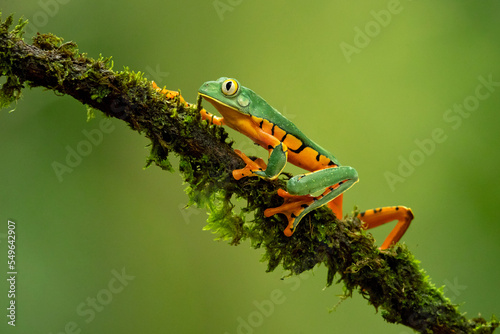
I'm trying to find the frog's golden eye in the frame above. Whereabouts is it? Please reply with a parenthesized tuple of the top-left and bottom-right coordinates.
(221, 79, 239, 96)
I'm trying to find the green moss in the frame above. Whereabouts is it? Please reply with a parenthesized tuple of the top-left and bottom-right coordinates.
(0, 14, 25, 109)
(86, 105, 97, 121)
(145, 141, 174, 173)
(32, 32, 64, 50)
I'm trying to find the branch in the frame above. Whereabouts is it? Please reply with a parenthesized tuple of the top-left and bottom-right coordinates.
(0, 14, 497, 333)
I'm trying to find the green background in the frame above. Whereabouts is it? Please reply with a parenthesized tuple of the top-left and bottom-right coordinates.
(1, 1, 499, 333)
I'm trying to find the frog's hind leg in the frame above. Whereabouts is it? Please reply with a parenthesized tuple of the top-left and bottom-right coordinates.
(265, 166, 358, 236)
(358, 206, 414, 250)
(153, 81, 222, 125)
(327, 193, 343, 219)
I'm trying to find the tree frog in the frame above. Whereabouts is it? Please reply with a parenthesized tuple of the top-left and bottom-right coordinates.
(153, 78, 414, 249)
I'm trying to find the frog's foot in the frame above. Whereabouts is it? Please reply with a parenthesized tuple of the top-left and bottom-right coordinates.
(152, 81, 188, 105)
(264, 189, 316, 236)
(232, 149, 267, 180)
(200, 108, 224, 126)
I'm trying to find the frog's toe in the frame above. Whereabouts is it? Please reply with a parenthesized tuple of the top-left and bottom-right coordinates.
(283, 224, 295, 237)
(264, 206, 298, 236)
(232, 150, 267, 180)
(232, 167, 256, 180)
(264, 189, 317, 236)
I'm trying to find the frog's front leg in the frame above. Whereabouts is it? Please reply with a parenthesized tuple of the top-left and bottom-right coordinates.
(152, 81, 186, 103)
(264, 166, 359, 236)
(152, 82, 225, 126)
(200, 109, 225, 126)
(233, 141, 288, 180)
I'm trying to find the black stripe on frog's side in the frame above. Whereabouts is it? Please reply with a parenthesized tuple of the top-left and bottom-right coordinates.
(271, 123, 276, 136)
(288, 142, 306, 154)
(285, 135, 338, 166)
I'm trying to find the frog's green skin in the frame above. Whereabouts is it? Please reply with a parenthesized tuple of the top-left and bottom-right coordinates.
(195, 77, 413, 249)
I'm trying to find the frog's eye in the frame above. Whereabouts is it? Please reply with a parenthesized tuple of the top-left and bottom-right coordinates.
(221, 79, 239, 96)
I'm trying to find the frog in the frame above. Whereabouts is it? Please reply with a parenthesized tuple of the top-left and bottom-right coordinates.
(153, 78, 414, 249)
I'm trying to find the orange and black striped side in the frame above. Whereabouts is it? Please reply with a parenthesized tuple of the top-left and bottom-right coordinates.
(250, 115, 338, 172)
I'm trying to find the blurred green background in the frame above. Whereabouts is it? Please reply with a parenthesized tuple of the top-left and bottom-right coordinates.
(1, 1, 499, 333)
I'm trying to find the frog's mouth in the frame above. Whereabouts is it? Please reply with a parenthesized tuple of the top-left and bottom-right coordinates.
(198, 93, 255, 137)
(198, 93, 239, 114)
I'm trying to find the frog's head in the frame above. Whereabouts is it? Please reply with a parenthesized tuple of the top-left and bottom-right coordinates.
(198, 77, 253, 115)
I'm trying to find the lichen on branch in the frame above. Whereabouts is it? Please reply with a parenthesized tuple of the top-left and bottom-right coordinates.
(0, 13, 497, 334)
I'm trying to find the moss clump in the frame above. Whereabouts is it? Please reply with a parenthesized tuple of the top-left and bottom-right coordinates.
(0, 15, 26, 109)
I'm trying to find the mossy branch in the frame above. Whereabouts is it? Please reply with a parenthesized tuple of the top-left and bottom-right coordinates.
(0, 14, 497, 333)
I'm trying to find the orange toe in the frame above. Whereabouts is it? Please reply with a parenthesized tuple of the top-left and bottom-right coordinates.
(232, 168, 255, 180)
(284, 225, 294, 237)
(232, 150, 267, 180)
(265, 189, 317, 237)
